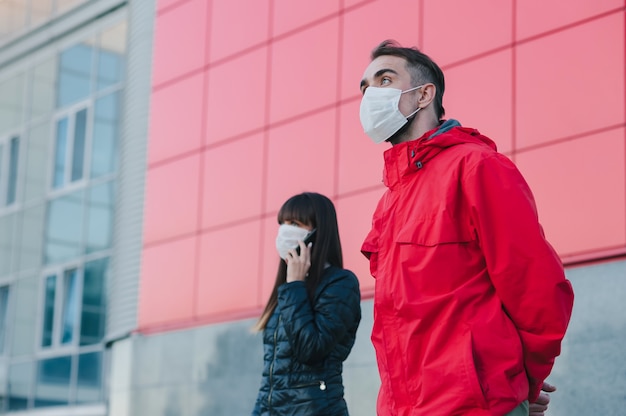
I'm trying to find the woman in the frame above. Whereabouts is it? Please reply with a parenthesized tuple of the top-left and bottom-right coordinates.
(252, 192, 362, 416)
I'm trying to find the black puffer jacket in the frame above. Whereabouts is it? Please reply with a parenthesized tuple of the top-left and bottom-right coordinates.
(252, 266, 361, 416)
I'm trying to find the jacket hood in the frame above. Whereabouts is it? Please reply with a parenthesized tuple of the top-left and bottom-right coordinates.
(382, 119, 497, 189)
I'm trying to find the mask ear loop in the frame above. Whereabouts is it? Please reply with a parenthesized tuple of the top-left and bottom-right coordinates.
(405, 107, 421, 119)
(401, 84, 425, 120)
(401, 84, 424, 94)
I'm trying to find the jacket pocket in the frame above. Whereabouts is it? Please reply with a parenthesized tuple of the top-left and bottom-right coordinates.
(291, 380, 327, 391)
(464, 329, 490, 408)
(414, 324, 488, 409)
(392, 213, 478, 297)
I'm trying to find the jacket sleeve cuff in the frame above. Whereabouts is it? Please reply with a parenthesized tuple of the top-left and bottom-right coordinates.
(528, 377, 542, 402)
(277, 281, 308, 305)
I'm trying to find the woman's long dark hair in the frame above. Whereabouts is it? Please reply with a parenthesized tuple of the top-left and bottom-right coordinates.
(255, 192, 343, 331)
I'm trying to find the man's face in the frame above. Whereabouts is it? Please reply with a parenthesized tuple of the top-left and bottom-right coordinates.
(360, 55, 417, 118)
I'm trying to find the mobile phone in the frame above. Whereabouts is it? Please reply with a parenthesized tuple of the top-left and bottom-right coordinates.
(295, 229, 316, 255)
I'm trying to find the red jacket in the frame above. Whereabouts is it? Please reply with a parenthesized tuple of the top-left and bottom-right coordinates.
(361, 121, 574, 415)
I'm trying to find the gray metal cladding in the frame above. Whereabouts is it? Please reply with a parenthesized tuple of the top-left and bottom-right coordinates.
(106, 0, 155, 342)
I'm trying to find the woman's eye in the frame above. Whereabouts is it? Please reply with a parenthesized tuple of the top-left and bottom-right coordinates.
(381, 78, 391, 85)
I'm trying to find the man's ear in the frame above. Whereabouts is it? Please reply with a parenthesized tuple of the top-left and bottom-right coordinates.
(417, 83, 436, 109)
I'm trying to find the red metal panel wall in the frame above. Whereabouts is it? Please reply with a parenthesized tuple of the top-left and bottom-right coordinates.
(138, 0, 626, 331)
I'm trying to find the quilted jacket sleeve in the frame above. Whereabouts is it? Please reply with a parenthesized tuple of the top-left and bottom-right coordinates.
(464, 153, 574, 402)
(277, 270, 361, 365)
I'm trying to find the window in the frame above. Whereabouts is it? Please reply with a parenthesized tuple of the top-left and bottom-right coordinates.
(41, 275, 56, 348)
(31, 57, 57, 119)
(0, 71, 26, 133)
(6, 352, 104, 410)
(96, 22, 126, 91)
(40, 258, 107, 349)
(79, 258, 107, 345)
(45, 189, 84, 264)
(7, 361, 34, 410)
(51, 94, 120, 190)
(57, 43, 93, 109)
(10, 276, 39, 356)
(49, 28, 124, 191)
(52, 108, 89, 189)
(40, 269, 77, 349)
(91, 92, 119, 178)
(35, 355, 71, 407)
(0, 135, 20, 207)
(85, 182, 115, 254)
(76, 351, 103, 403)
(0, 0, 88, 47)
(0, 285, 10, 354)
(34, 259, 108, 408)
(60, 269, 78, 345)
(44, 184, 115, 265)
(32, 351, 104, 408)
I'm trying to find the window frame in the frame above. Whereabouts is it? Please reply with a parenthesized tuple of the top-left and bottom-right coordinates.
(0, 282, 12, 356)
(48, 99, 93, 195)
(37, 262, 84, 355)
(33, 257, 109, 410)
(36, 253, 110, 356)
(0, 131, 23, 211)
(0, 0, 91, 49)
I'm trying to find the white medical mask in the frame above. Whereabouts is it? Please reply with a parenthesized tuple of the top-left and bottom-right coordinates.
(275, 224, 310, 260)
(359, 85, 423, 144)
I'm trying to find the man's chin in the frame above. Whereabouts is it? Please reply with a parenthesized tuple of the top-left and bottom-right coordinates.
(386, 117, 416, 145)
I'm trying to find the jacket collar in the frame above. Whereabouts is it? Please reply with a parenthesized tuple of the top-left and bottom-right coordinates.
(382, 119, 496, 189)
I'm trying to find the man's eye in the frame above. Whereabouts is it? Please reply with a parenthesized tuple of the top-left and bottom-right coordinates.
(381, 77, 391, 85)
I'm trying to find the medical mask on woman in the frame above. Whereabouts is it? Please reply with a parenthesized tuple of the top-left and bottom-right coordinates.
(359, 85, 423, 144)
(275, 224, 310, 259)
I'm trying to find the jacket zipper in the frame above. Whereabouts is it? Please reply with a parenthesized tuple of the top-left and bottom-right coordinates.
(292, 380, 327, 390)
(268, 315, 280, 411)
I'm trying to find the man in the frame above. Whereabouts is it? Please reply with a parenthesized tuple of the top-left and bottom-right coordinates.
(359, 40, 574, 415)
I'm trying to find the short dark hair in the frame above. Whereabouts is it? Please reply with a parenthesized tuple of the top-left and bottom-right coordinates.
(371, 40, 446, 119)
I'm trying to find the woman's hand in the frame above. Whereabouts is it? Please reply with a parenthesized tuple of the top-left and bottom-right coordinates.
(285, 241, 312, 283)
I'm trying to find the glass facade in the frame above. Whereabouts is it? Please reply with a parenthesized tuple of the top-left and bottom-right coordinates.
(41, 275, 56, 348)
(39, 262, 108, 349)
(0, 135, 20, 207)
(7, 361, 34, 410)
(34, 355, 72, 407)
(80, 259, 108, 346)
(0, 285, 8, 354)
(0, 0, 88, 47)
(45, 190, 85, 263)
(0, 10, 126, 412)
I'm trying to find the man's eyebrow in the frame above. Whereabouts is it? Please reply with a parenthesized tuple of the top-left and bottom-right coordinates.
(374, 68, 398, 78)
(360, 68, 399, 89)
